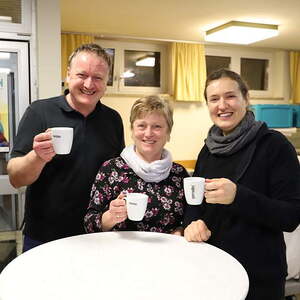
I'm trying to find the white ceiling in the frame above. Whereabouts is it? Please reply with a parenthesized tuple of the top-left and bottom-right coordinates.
(61, 0, 300, 50)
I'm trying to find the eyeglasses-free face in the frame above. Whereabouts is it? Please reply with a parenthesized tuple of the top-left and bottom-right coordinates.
(132, 112, 170, 163)
(206, 77, 249, 135)
(66, 52, 109, 116)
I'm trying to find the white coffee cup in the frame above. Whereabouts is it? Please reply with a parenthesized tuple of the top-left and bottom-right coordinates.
(184, 177, 205, 205)
(126, 193, 148, 221)
(51, 127, 73, 155)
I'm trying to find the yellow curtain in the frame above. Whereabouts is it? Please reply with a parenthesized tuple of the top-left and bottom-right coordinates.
(61, 33, 95, 81)
(171, 42, 206, 102)
(290, 51, 300, 104)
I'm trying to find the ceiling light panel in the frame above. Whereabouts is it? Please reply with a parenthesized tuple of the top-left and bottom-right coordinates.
(205, 21, 278, 45)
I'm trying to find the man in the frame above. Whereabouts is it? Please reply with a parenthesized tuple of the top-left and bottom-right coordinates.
(7, 43, 125, 251)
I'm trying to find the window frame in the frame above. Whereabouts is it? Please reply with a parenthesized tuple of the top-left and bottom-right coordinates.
(97, 39, 167, 95)
(0, 0, 32, 35)
(205, 46, 274, 98)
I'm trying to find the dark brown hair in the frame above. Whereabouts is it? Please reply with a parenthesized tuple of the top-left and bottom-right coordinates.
(204, 68, 249, 101)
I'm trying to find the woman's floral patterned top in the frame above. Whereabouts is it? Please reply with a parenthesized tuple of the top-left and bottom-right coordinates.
(84, 157, 189, 234)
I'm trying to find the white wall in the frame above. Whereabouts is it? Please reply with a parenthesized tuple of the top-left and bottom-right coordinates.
(36, 0, 61, 99)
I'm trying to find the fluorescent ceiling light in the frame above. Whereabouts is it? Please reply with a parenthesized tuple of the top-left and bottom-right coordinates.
(205, 21, 279, 45)
(136, 56, 155, 67)
(120, 70, 135, 78)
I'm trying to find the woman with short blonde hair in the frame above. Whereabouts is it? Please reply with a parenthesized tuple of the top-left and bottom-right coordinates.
(85, 95, 188, 234)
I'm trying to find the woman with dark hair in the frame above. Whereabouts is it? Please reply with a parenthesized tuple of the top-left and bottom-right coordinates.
(184, 69, 300, 300)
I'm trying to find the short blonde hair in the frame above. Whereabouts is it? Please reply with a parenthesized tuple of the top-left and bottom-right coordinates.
(130, 95, 173, 133)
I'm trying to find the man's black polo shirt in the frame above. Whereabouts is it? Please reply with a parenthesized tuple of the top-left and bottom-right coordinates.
(11, 95, 125, 242)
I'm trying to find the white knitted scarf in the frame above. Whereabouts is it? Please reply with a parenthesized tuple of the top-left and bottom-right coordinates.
(120, 144, 172, 183)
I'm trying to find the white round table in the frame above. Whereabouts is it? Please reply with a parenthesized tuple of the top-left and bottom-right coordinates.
(0, 232, 249, 300)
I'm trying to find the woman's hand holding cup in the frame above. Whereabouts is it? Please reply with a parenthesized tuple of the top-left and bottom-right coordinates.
(204, 178, 237, 205)
(108, 193, 127, 224)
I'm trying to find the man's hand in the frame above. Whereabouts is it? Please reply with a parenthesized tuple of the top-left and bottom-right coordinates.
(33, 130, 56, 162)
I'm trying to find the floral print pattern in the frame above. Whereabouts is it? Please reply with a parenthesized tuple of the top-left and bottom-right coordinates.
(84, 157, 189, 234)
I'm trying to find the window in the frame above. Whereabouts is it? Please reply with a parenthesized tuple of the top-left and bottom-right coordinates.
(0, 0, 32, 34)
(241, 58, 268, 91)
(98, 39, 166, 94)
(124, 50, 160, 87)
(105, 48, 115, 87)
(205, 46, 274, 98)
(0, 0, 21, 23)
(206, 55, 231, 76)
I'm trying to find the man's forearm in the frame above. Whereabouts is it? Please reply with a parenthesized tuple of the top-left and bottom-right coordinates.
(7, 150, 47, 188)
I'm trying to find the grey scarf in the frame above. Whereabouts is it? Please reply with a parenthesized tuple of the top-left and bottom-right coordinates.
(205, 111, 263, 156)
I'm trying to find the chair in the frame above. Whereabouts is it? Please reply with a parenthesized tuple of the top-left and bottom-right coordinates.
(0, 175, 25, 256)
(285, 279, 300, 298)
(174, 160, 196, 176)
(284, 225, 300, 299)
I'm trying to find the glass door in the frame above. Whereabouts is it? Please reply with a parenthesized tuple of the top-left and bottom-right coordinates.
(0, 40, 30, 233)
